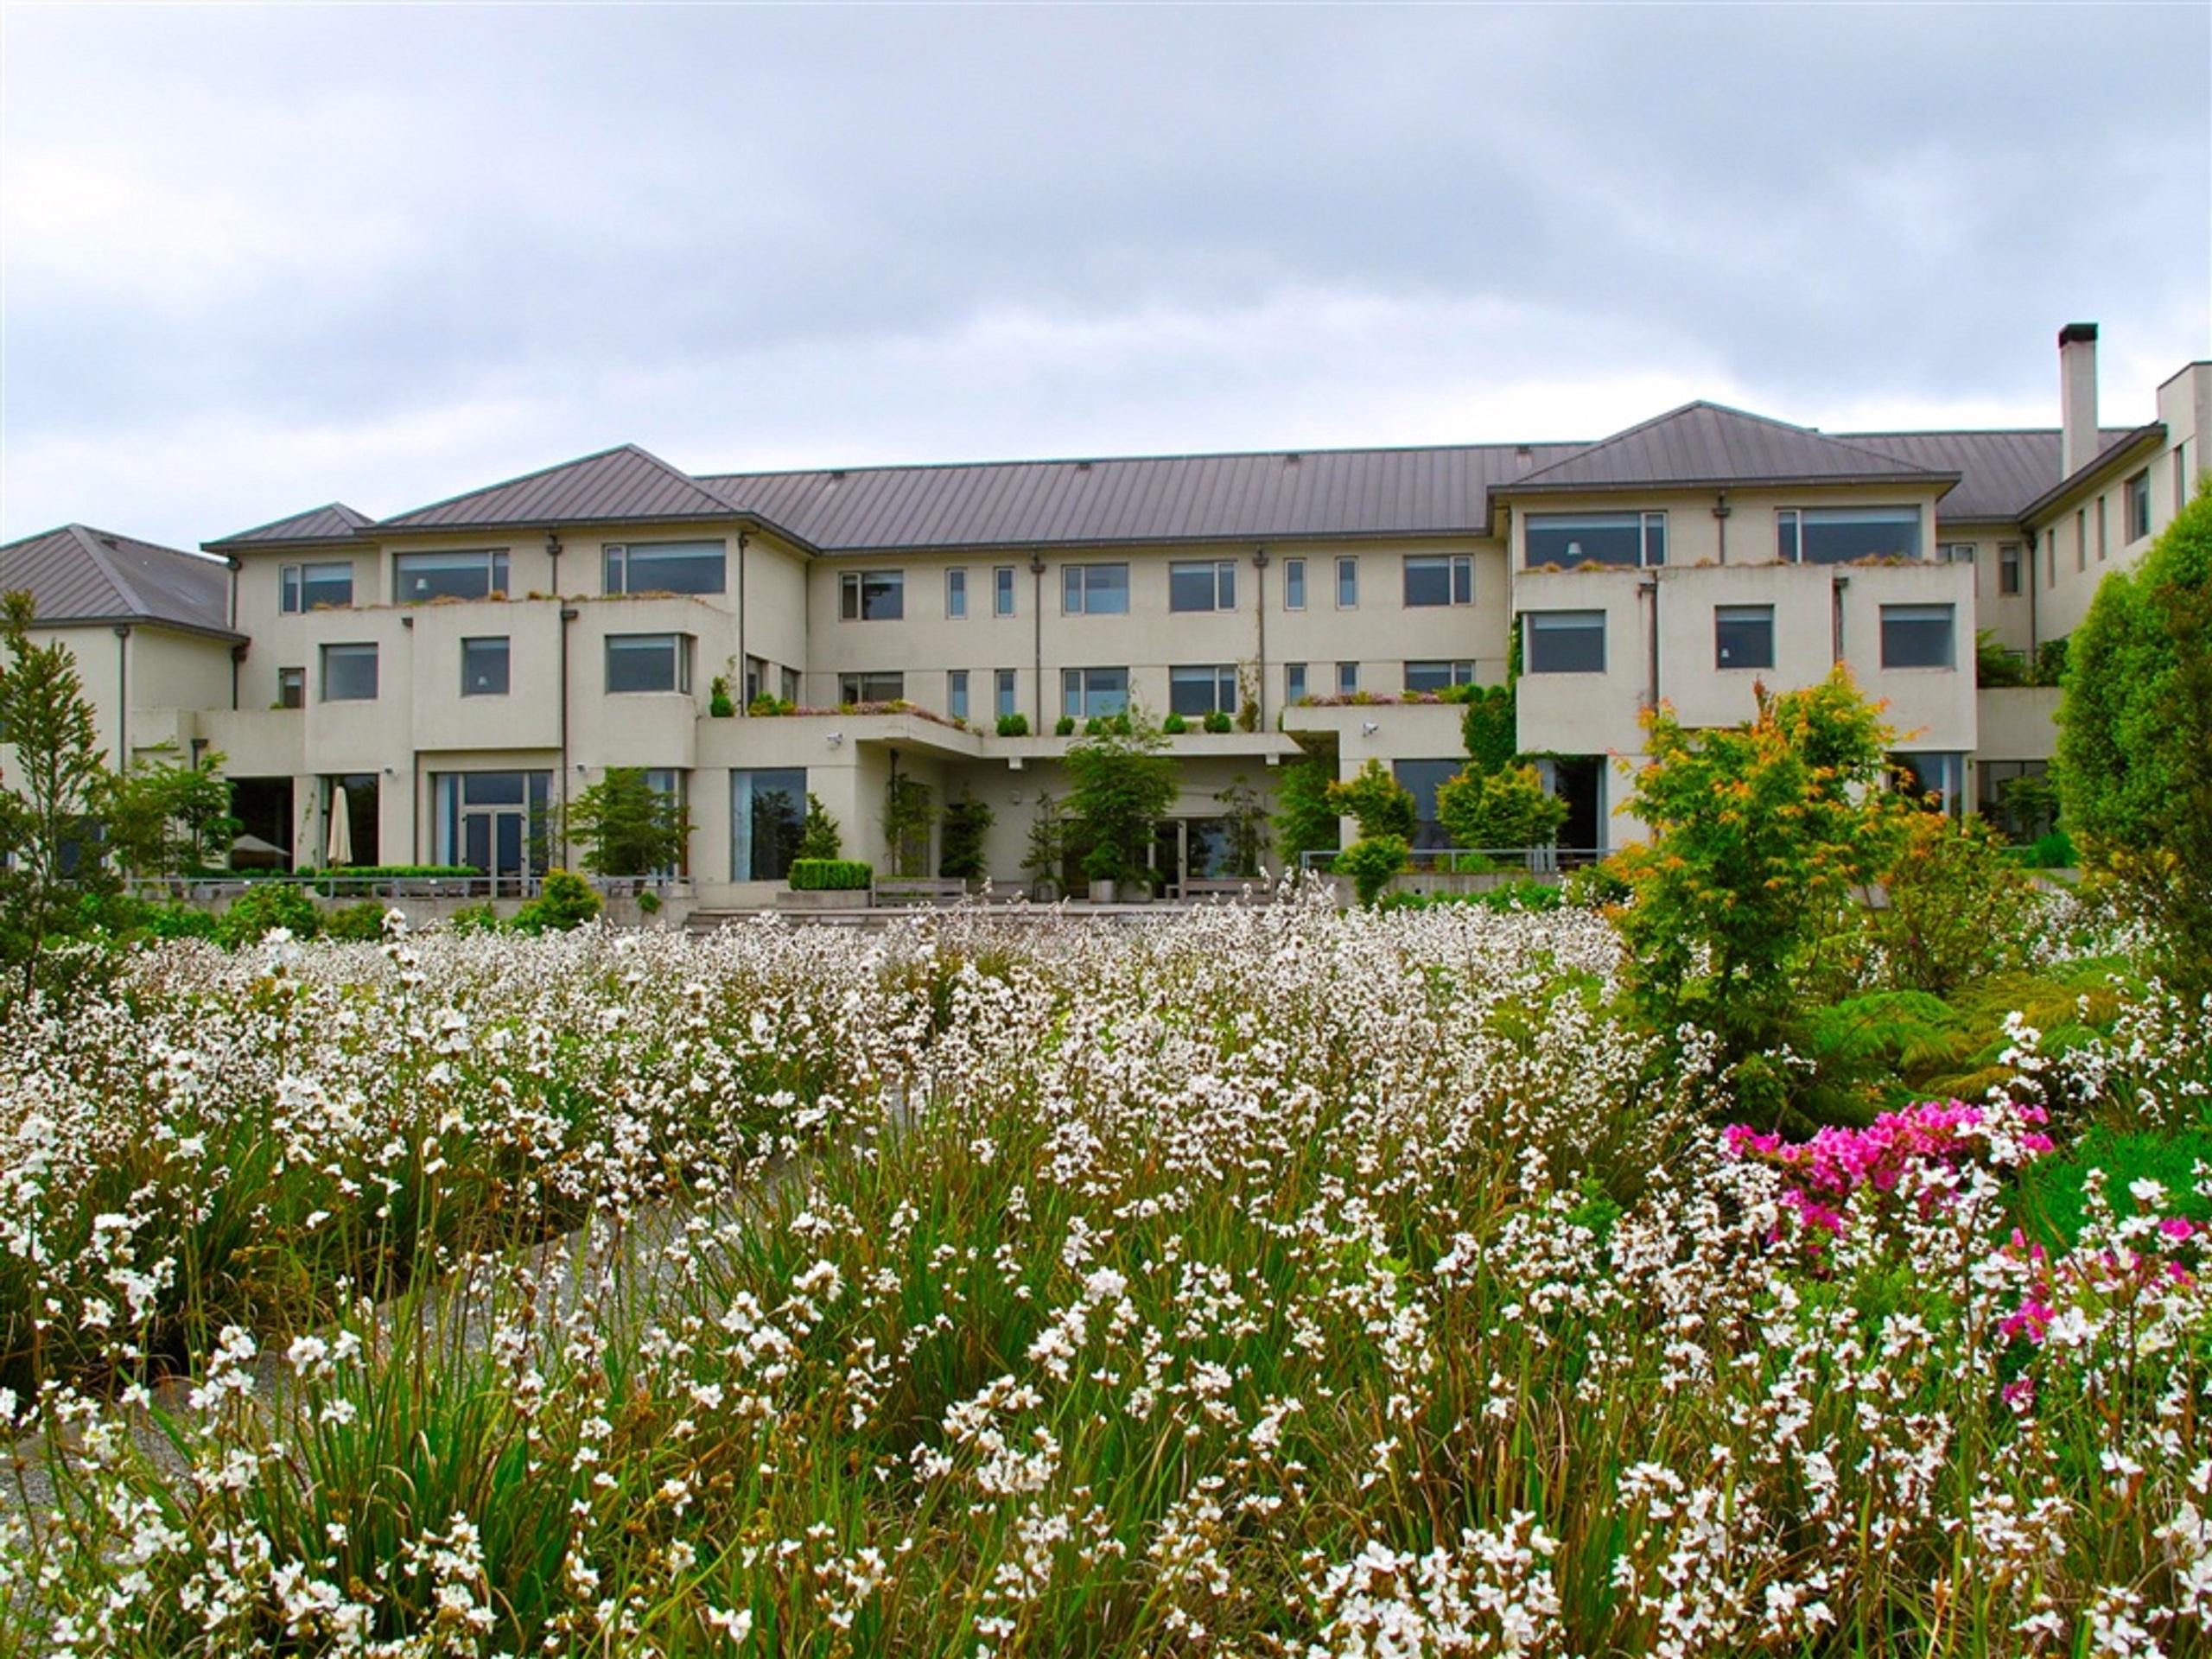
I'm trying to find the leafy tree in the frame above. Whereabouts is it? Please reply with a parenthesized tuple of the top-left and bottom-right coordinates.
(0, 592, 115, 993)
(1334, 836, 1410, 906)
(1872, 811, 2040, 996)
(103, 743, 237, 876)
(883, 774, 935, 878)
(1325, 758, 1416, 842)
(795, 793, 843, 861)
(939, 793, 995, 880)
(564, 768, 691, 877)
(2055, 484, 2212, 991)
(1021, 791, 1069, 893)
(1435, 762, 1567, 854)
(1615, 667, 1904, 1118)
(1271, 755, 1340, 871)
(1214, 777, 1271, 877)
(1065, 709, 1176, 887)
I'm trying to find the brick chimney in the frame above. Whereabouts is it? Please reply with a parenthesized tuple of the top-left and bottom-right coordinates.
(2060, 321, 2099, 478)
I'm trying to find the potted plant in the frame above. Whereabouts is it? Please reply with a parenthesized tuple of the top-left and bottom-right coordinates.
(1083, 842, 1121, 904)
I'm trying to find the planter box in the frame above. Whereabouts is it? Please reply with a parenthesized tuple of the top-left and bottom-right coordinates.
(778, 888, 864, 911)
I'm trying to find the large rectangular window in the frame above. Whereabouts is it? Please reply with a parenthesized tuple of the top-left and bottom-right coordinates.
(1335, 557, 1359, 608)
(994, 566, 1017, 618)
(1891, 752, 1965, 817)
(1403, 660, 1474, 693)
(995, 668, 1018, 719)
(1403, 554, 1473, 607)
(2126, 470, 2152, 543)
(1283, 557, 1306, 611)
(1169, 664, 1238, 716)
(947, 669, 969, 722)
(282, 561, 354, 613)
(1170, 560, 1236, 613)
(732, 768, 806, 881)
(1285, 662, 1308, 704)
(606, 632, 693, 694)
(1879, 603, 1955, 669)
(1062, 563, 1129, 615)
(1999, 543, 2023, 596)
(839, 671, 905, 704)
(1061, 666, 1128, 718)
(321, 642, 378, 702)
(945, 568, 969, 619)
(1778, 506, 1920, 565)
(1714, 605, 1774, 670)
(461, 636, 510, 696)
(396, 550, 508, 603)
(839, 569, 905, 621)
(603, 540, 724, 595)
(1527, 512, 1665, 569)
(1524, 611, 1606, 674)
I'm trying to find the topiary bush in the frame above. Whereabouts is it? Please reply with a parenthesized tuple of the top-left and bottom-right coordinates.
(1202, 709, 1233, 734)
(995, 713, 1031, 736)
(1333, 835, 1410, 907)
(512, 869, 601, 934)
(1162, 713, 1189, 734)
(788, 859, 873, 892)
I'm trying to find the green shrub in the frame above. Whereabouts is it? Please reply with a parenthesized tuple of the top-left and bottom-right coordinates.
(1378, 879, 1563, 914)
(638, 888, 663, 916)
(1202, 709, 1233, 734)
(143, 903, 219, 942)
(747, 696, 796, 716)
(1162, 712, 1188, 734)
(795, 794, 843, 861)
(1561, 860, 1634, 906)
(1325, 759, 1417, 842)
(1272, 756, 1341, 869)
(995, 712, 1030, 736)
(939, 797, 994, 880)
(1333, 835, 1410, 906)
(1435, 762, 1568, 853)
(448, 903, 505, 935)
(708, 676, 736, 718)
(2018, 1128, 2212, 1248)
(308, 865, 477, 895)
(1054, 715, 1077, 736)
(2010, 830, 2078, 869)
(787, 859, 873, 892)
(216, 883, 322, 947)
(511, 869, 601, 934)
(321, 900, 392, 942)
(1873, 812, 2041, 996)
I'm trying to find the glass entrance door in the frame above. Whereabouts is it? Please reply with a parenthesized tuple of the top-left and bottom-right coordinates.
(462, 807, 530, 895)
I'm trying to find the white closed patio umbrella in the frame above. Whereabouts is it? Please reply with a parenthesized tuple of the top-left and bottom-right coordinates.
(325, 790, 354, 867)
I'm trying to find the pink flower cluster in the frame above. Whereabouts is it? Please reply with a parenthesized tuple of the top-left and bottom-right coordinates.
(1725, 1100, 2056, 1239)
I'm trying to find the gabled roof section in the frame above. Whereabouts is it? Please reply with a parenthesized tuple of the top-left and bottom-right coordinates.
(376, 444, 797, 539)
(0, 524, 238, 639)
(1843, 428, 2139, 522)
(1500, 402, 1955, 497)
(700, 441, 1587, 554)
(2010, 422, 2167, 526)
(203, 502, 373, 552)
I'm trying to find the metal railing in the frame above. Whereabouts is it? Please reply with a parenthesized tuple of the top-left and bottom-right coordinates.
(126, 874, 695, 904)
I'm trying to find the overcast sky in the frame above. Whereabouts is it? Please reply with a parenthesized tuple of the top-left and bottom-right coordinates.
(3, 3, 2207, 551)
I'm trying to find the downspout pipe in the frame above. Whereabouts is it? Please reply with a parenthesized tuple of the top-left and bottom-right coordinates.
(2026, 524, 2041, 658)
(1030, 553, 1046, 730)
(550, 527, 574, 874)
(1250, 546, 1270, 729)
(113, 625, 131, 765)
(1636, 583, 1657, 711)
(736, 529, 750, 712)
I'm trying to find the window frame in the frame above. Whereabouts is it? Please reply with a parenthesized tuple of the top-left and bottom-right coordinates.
(276, 665, 306, 709)
(1061, 563, 1130, 616)
(1998, 543, 2023, 597)
(320, 642, 379, 702)
(602, 539, 725, 596)
(1060, 666, 1129, 720)
(1402, 659, 1475, 694)
(1335, 556, 1359, 609)
(837, 670, 906, 705)
(1713, 604, 1775, 671)
(281, 560, 355, 614)
(2126, 470, 2151, 543)
(1777, 505, 1922, 566)
(1285, 661, 1308, 704)
(1523, 610, 1607, 675)
(1168, 560, 1237, 613)
(1336, 660, 1359, 696)
(461, 635, 511, 697)
(1525, 511, 1666, 570)
(1402, 554, 1474, 607)
(394, 549, 509, 605)
(945, 567, 969, 620)
(1878, 603, 1956, 671)
(995, 668, 1018, 719)
(839, 569, 906, 622)
(1168, 664, 1239, 717)
(605, 632, 695, 696)
(1283, 557, 1306, 611)
(946, 668, 969, 722)
(994, 566, 1017, 618)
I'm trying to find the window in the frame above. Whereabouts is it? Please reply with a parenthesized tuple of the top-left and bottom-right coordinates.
(1524, 611, 1605, 674)
(1283, 557, 1306, 610)
(2179, 442, 2192, 518)
(1062, 563, 1128, 615)
(732, 768, 806, 881)
(1999, 543, 2023, 597)
(1979, 759, 2055, 841)
(780, 667, 799, 704)
(945, 568, 969, 620)
(839, 671, 905, 705)
(2096, 496, 2107, 562)
(396, 550, 508, 603)
(1402, 554, 1473, 607)
(1169, 664, 1237, 717)
(1336, 661, 1359, 696)
(947, 669, 969, 722)
(1527, 512, 1666, 569)
(1777, 506, 1920, 565)
(603, 540, 723, 595)
(2045, 528, 2056, 586)
(2126, 470, 2152, 542)
(431, 772, 551, 876)
(1285, 662, 1308, 704)
(1891, 752, 1965, 817)
(1403, 660, 1474, 693)
(995, 669, 1017, 719)
(461, 637, 509, 696)
(281, 561, 353, 613)
(606, 633, 692, 694)
(321, 642, 378, 702)
(994, 566, 1017, 618)
(1394, 760, 1461, 851)
(1714, 605, 1774, 670)
(276, 665, 305, 709)
(1061, 667, 1128, 719)
(745, 656, 767, 702)
(840, 569, 904, 621)
(1335, 557, 1359, 608)
(1170, 560, 1236, 613)
(1941, 543, 1978, 568)
(1879, 603, 1955, 669)
(2075, 509, 2087, 573)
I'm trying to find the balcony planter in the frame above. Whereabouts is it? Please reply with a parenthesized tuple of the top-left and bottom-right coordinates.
(1087, 878, 1117, 904)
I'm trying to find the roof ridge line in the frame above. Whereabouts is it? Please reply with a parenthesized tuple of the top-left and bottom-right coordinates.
(701, 435, 1598, 484)
(67, 524, 152, 618)
(376, 442, 652, 526)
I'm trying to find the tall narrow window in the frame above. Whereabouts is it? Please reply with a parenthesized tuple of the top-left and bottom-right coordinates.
(2126, 470, 2151, 542)
(1285, 662, 1307, 703)
(1336, 661, 1359, 696)
(994, 566, 1017, 617)
(2045, 528, 2056, 586)
(995, 669, 1018, 719)
(947, 669, 969, 721)
(1336, 558, 1358, 608)
(945, 568, 969, 619)
(1998, 543, 2023, 596)
(2096, 497, 2107, 561)
(2179, 442, 2192, 518)
(1283, 557, 1306, 610)
(276, 665, 305, 709)
(2075, 509, 2088, 572)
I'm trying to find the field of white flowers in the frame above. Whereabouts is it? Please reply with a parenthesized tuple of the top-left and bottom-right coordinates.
(3, 896, 2209, 1657)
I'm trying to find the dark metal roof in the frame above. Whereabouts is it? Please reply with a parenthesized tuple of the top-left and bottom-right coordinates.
(0, 524, 238, 639)
(204, 502, 374, 551)
(1841, 427, 2141, 521)
(376, 444, 788, 537)
(1501, 402, 1953, 496)
(701, 442, 1586, 553)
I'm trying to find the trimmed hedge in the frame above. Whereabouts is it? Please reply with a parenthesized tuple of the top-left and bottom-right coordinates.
(788, 859, 873, 892)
